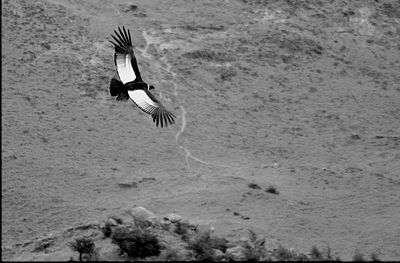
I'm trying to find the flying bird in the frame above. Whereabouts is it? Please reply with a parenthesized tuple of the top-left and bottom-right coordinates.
(109, 26, 175, 128)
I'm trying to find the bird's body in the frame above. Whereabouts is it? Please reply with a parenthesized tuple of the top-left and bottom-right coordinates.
(109, 26, 175, 128)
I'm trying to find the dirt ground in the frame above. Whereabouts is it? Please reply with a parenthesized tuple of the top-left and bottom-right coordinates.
(2, 0, 400, 261)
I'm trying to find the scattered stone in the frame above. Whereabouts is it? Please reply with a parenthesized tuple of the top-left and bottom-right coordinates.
(117, 181, 138, 188)
(272, 162, 280, 168)
(265, 185, 279, 195)
(264, 162, 281, 168)
(33, 235, 55, 252)
(351, 133, 361, 139)
(139, 177, 156, 183)
(121, 4, 147, 17)
(343, 10, 355, 17)
(133, 11, 147, 17)
(40, 42, 51, 50)
(125, 4, 137, 11)
(248, 183, 261, 190)
(232, 211, 250, 220)
(226, 246, 248, 261)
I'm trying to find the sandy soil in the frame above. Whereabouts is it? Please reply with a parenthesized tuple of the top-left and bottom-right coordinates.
(2, 0, 400, 261)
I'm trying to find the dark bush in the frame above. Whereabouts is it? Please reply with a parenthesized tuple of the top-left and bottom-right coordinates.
(265, 185, 279, 195)
(187, 230, 229, 260)
(101, 223, 113, 238)
(111, 227, 161, 258)
(271, 245, 309, 261)
(353, 250, 366, 261)
(67, 237, 95, 261)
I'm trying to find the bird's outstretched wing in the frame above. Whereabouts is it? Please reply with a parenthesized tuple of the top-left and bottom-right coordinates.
(128, 89, 176, 128)
(109, 26, 142, 84)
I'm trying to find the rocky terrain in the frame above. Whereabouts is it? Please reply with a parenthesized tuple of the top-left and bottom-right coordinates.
(2, 0, 400, 261)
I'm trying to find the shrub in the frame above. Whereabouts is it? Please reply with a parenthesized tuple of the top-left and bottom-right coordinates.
(309, 245, 323, 260)
(353, 250, 366, 261)
(242, 229, 267, 261)
(67, 237, 95, 261)
(187, 229, 228, 261)
(271, 245, 309, 261)
(370, 252, 380, 261)
(309, 245, 339, 261)
(101, 223, 113, 238)
(111, 226, 161, 258)
(265, 185, 279, 195)
(159, 247, 187, 261)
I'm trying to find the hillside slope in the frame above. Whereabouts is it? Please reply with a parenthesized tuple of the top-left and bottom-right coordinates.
(2, 0, 400, 260)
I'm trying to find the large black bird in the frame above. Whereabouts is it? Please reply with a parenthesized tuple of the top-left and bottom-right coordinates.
(109, 26, 175, 128)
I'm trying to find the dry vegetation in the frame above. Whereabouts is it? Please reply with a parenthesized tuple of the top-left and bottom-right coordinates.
(61, 214, 382, 261)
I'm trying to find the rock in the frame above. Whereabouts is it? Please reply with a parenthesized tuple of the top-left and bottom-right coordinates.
(75, 220, 100, 230)
(121, 3, 147, 17)
(212, 249, 225, 260)
(117, 181, 138, 188)
(272, 162, 280, 168)
(106, 218, 120, 226)
(248, 183, 261, 190)
(33, 234, 55, 252)
(100, 217, 126, 238)
(128, 206, 158, 226)
(129, 206, 155, 220)
(164, 213, 183, 223)
(226, 246, 248, 261)
(123, 4, 138, 12)
(170, 219, 198, 237)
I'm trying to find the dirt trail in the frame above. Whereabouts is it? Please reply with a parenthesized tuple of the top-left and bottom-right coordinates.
(141, 30, 211, 170)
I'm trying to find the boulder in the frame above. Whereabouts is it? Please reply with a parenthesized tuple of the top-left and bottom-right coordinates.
(128, 206, 158, 226)
(164, 213, 183, 223)
(212, 249, 225, 261)
(32, 234, 55, 252)
(226, 246, 248, 261)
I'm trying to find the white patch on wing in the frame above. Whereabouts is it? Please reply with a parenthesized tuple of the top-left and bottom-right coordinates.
(116, 53, 136, 84)
(128, 90, 158, 115)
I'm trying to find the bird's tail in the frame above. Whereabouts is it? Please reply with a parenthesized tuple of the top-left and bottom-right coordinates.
(110, 78, 129, 101)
